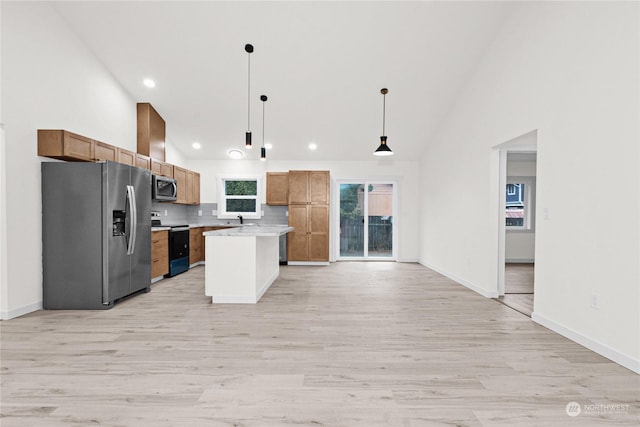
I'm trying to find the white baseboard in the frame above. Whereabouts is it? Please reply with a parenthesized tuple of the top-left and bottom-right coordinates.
(1, 300, 42, 320)
(211, 295, 257, 304)
(418, 261, 499, 298)
(532, 312, 640, 374)
(398, 258, 419, 263)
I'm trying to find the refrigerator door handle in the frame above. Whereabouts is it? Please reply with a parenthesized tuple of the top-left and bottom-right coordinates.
(126, 185, 137, 255)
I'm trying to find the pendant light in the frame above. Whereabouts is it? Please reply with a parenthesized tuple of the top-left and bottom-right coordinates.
(245, 44, 254, 149)
(374, 88, 393, 156)
(260, 95, 268, 161)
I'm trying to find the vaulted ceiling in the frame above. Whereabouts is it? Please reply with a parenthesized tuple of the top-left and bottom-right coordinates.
(51, 1, 516, 161)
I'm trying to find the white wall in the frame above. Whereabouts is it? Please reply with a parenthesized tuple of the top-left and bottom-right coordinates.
(419, 2, 639, 370)
(505, 158, 536, 262)
(1, 3, 137, 318)
(187, 158, 420, 262)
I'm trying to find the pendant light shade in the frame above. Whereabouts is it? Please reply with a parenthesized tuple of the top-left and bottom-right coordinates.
(245, 44, 254, 149)
(374, 88, 394, 156)
(260, 95, 268, 161)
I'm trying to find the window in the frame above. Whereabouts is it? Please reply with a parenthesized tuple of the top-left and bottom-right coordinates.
(505, 178, 534, 230)
(217, 176, 262, 219)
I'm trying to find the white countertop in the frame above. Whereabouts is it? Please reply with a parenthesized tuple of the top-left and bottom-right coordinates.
(203, 224, 293, 237)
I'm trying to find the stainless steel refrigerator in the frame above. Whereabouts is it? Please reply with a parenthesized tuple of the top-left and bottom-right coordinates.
(42, 161, 151, 309)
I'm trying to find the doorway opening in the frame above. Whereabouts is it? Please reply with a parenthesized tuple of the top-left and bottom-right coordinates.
(337, 181, 396, 260)
(494, 132, 537, 317)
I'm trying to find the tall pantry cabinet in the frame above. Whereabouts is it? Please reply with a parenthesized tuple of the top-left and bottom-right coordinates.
(287, 171, 330, 263)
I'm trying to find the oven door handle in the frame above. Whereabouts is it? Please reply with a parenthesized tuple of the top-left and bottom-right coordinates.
(126, 185, 137, 255)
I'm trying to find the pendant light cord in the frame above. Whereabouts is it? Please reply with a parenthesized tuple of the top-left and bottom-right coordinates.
(247, 53, 251, 131)
(262, 99, 265, 147)
(382, 92, 386, 136)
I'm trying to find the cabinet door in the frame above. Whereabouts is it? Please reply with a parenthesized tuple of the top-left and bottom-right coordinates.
(186, 170, 200, 205)
(287, 204, 310, 261)
(309, 205, 329, 261)
(117, 148, 136, 166)
(63, 131, 94, 161)
(151, 159, 173, 177)
(151, 230, 169, 278)
(137, 103, 166, 161)
(173, 166, 188, 204)
(266, 172, 289, 205)
(189, 227, 203, 263)
(309, 171, 329, 204)
(136, 153, 151, 170)
(94, 141, 117, 162)
(288, 171, 309, 204)
(160, 162, 173, 178)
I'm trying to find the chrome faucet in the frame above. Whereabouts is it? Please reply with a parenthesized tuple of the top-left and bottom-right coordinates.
(237, 215, 243, 224)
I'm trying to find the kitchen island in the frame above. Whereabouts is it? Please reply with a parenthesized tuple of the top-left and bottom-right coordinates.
(203, 225, 293, 303)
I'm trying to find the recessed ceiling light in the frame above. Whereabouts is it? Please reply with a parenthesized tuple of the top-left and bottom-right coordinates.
(308, 143, 317, 151)
(264, 143, 273, 150)
(143, 78, 156, 88)
(227, 149, 244, 160)
(192, 142, 201, 150)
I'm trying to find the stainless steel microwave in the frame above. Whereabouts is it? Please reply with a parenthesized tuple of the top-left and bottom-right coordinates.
(152, 175, 177, 202)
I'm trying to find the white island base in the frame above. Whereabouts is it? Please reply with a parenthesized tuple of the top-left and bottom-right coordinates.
(203, 226, 293, 303)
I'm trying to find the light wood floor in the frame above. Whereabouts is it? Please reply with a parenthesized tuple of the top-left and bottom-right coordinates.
(499, 263, 535, 317)
(1, 262, 638, 426)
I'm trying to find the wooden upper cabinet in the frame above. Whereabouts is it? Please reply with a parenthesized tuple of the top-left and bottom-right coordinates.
(137, 103, 166, 161)
(150, 158, 173, 178)
(173, 166, 188, 204)
(38, 130, 95, 162)
(288, 170, 329, 205)
(93, 141, 116, 162)
(135, 153, 151, 170)
(116, 148, 136, 166)
(187, 170, 200, 205)
(266, 172, 289, 205)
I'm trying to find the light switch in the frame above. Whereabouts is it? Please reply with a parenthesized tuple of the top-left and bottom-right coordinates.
(198, 210, 202, 217)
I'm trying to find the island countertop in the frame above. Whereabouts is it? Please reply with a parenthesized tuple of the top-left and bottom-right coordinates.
(203, 224, 293, 237)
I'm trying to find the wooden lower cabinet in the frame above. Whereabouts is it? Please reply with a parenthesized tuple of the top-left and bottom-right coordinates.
(287, 204, 329, 261)
(189, 227, 204, 263)
(151, 230, 169, 278)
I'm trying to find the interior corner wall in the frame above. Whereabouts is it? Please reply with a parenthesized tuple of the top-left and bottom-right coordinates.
(1, 3, 137, 318)
(419, 1, 639, 368)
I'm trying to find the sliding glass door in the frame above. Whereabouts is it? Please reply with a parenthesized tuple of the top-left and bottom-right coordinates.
(338, 182, 395, 260)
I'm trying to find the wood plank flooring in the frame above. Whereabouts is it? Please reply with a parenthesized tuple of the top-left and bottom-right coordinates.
(499, 263, 534, 317)
(1, 262, 638, 426)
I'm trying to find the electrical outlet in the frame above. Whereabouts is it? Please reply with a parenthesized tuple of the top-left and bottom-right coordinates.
(285, 210, 289, 217)
(164, 210, 168, 216)
(591, 292, 600, 310)
(198, 210, 202, 217)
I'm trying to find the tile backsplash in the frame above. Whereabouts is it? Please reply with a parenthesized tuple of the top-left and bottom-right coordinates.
(151, 202, 288, 226)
